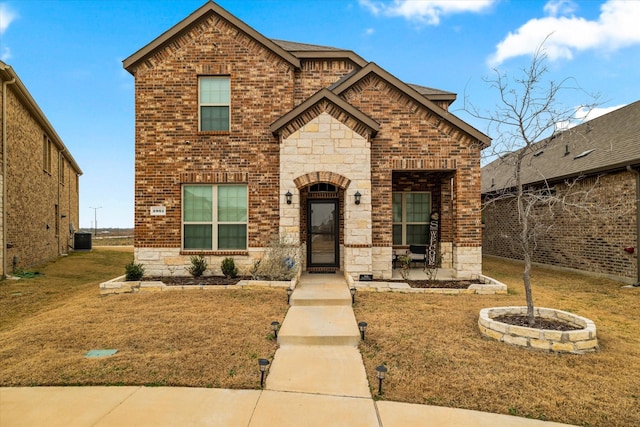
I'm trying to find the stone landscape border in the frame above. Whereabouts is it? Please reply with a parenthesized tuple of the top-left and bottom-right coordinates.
(352, 274, 508, 295)
(99, 275, 298, 295)
(478, 306, 598, 354)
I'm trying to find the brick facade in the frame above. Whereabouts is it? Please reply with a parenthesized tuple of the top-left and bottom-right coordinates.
(483, 171, 638, 282)
(1, 63, 82, 276)
(125, 2, 487, 279)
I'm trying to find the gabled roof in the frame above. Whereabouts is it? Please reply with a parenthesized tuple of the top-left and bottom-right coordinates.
(481, 100, 640, 194)
(0, 61, 82, 175)
(123, 1, 300, 73)
(407, 83, 457, 104)
(271, 39, 368, 67)
(270, 88, 380, 138)
(331, 63, 490, 147)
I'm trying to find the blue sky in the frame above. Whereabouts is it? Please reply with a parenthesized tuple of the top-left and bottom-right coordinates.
(1, 0, 639, 228)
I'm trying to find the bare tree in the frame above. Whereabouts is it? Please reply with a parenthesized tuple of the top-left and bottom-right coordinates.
(467, 40, 600, 325)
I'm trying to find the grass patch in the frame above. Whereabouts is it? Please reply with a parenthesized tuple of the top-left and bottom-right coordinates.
(0, 248, 287, 390)
(355, 257, 640, 426)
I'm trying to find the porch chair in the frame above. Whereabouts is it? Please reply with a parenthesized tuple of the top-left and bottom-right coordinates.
(408, 245, 427, 268)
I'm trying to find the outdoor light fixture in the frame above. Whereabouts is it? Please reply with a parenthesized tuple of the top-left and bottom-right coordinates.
(271, 321, 281, 339)
(286, 287, 293, 304)
(350, 287, 357, 304)
(358, 321, 368, 341)
(258, 358, 270, 388)
(624, 247, 635, 254)
(354, 191, 361, 205)
(376, 365, 388, 395)
(285, 191, 292, 205)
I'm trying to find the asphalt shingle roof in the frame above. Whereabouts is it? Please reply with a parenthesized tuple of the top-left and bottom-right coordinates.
(481, 100, 640, 193)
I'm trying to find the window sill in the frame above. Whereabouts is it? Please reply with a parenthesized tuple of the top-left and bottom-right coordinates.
(198, 131, 230, 136)
(180, 250, 249, 256)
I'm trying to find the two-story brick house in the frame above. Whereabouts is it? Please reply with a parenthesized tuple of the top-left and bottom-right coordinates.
(0, 61, 82, 276)
(123, 1, 490, 281)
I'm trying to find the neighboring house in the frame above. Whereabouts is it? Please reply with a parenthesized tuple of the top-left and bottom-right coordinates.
(123, 1, 490, 282)
(482, 100, 640, 285)
(0, 61, 82, 276)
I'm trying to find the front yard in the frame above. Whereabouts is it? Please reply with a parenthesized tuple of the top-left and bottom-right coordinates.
(1, 249, 638, 426)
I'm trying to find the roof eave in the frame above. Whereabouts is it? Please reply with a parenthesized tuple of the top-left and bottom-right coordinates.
(332, 63, 491, 148)
(0, 62, 83, 175)
(288, 50, 368, 68)
(270, 88, 380, 136)
(123, 1, 300, 73)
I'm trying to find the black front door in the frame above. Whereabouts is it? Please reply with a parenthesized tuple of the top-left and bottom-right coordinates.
(308, 200, 339, 267)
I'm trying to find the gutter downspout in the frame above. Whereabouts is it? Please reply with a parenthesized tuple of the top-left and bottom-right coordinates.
(2, 74, 16, 277)
(629, 166, 640, 286)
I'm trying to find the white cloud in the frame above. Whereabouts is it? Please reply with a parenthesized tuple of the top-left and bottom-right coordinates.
(555, 104, 625, 130)
(359, 0, 495, 25)
(0, 3, 17, 35)
(489, 0, 640, 66)
(0, 46, 10, 61)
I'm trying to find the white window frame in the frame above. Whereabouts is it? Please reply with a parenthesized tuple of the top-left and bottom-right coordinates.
(392, 192, 431, 245)
(182, 184, 248, 251)
(198, 76, 230, 132)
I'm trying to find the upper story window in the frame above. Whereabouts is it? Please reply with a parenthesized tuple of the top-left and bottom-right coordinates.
(43, 134, 52, 173)
(199, 76, 230, 132)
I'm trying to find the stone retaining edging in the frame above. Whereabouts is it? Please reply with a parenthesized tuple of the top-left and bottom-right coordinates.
(353, 274, 508, 295)
(478, 306, 598, 354)
(99, 275, 298, 295)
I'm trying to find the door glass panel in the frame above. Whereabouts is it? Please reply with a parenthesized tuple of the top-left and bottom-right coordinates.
(309, 201, 337, 266)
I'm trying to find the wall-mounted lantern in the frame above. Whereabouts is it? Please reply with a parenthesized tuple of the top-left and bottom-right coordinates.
(354, 191, 361, 205)
(285, 191, 292, 205)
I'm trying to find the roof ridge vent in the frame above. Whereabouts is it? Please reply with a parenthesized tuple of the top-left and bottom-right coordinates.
(574, 148, 595, 160)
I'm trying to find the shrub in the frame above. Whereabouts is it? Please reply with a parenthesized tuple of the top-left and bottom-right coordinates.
(252, 233, 301, 281)
(187, 255, 207, 278)
(221, 257, 238, 278)
(125, 262, 145, 281)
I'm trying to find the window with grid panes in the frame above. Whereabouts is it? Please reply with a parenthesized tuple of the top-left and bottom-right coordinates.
(392, 192, 431, 245)
(199, 76, 230, 131)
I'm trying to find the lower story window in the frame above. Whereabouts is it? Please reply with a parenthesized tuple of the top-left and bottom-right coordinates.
(392, 192, 431, 245)
(183, 184, 247, 250)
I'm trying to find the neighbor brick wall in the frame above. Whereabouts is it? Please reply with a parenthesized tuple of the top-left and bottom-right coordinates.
(3, 85, 79, 273)
(483, 171, 638, 281)
(130, 12, 296, 250)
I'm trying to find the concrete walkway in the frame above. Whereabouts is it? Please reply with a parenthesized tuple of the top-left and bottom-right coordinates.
(1, 273, 575, 426)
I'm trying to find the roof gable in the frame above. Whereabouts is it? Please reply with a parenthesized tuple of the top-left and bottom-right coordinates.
(123, 1, 300, 73)
(270, 88, 379, 139)
(331, 63, 490, 147)
(481, 100, 640, 193)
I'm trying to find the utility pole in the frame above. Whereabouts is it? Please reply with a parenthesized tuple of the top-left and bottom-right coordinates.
(89, 206, 102, 236)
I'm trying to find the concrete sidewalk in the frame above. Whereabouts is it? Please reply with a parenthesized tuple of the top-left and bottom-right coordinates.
(0, 273, 575, 426)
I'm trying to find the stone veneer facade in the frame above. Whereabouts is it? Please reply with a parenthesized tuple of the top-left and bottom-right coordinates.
(124, 2, 487, 280)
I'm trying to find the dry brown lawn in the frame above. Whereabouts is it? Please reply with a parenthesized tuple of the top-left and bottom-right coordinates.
(0, 248, 287, 389)
(2, 250, 639, 426)
(356, 257, 640, 427)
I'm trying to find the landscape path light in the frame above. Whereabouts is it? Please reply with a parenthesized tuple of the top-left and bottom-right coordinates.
(376, 365, 388, 395)
(286, 287, 293, 304)
(350, 287, 356, 304)
(358, 321, 367, 341)
(258, 358, 270, 388)
(271, 321, 281, 339)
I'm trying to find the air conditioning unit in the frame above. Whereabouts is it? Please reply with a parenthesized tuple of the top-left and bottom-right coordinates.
(74, 232, 92, 250)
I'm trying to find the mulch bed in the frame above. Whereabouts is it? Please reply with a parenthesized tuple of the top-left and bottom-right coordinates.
(394, 279, 483, 289)
(493, 314, 581, 331)
(142, 276, 251, 286)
